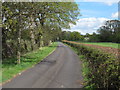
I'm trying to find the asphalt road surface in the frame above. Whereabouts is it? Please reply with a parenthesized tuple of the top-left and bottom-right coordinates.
(3, 42, 84, 88)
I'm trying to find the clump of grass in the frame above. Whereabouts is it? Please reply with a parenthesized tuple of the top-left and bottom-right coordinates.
(79, 55, 92, 89)
(2, 42, 58, 83)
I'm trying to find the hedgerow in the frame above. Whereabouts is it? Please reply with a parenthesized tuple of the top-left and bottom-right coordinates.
(62, 40, 119, 89)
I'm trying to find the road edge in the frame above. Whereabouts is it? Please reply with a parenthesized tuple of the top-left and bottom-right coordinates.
(1, 42, 58, 86)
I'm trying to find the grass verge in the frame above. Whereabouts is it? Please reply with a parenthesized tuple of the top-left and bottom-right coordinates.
(1, 42, 58, 84)
(64, 43, 90, 88)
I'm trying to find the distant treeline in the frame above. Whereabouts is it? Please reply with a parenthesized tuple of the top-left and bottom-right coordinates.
(61, 20, 120, 43)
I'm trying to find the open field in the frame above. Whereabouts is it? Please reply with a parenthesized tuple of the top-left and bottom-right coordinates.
(64, 40, 120, 58)
(2, 42, 58, 84)
(79, 42, 120, 49)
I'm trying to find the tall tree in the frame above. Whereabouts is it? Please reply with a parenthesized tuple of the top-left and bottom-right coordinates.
(2, 2, 80, 64)
(97, 20, 120, 43)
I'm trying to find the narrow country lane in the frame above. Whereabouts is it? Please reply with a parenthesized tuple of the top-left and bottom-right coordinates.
(3, 42, 84, 88)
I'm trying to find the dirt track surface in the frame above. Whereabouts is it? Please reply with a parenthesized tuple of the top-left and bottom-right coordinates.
(3, 42, 84, 88)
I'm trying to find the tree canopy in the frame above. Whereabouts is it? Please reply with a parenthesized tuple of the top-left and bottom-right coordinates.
(2, 2, 80, 63)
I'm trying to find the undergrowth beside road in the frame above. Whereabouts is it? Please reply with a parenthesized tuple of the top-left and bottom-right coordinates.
(62, 40, 119, 89)
(2, 42, 58, 84)
(64, 43, 92, 89)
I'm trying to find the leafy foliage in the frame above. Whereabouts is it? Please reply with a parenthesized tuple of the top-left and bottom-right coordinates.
(2, 2, 80, 63)
(60, 31, 84, 41)
(85, 20, 120, 43)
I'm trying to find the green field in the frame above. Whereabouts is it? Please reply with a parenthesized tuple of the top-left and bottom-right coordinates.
(79, 42, 120, 49)
(1, 42, 58, 83)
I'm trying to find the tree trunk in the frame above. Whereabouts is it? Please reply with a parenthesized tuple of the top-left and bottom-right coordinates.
(17, 3, 21, 64)
(30, 39, 34, 51)
(17, 27, 21, 64)
(37, 33, 41, 47)
(24, 40, 28, 51)
(30, 30, 35, 51)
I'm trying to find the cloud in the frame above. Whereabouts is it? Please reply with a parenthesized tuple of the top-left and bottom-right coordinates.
(112, 12, 118, 18)
(63, 17, 109, 35)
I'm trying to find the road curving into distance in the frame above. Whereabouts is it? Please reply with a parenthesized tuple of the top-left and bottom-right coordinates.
(3, 42, 84, 88)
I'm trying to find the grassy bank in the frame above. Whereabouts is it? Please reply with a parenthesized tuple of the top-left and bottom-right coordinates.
(2, 42, 58, 83)
(71, 47, 95, 89)
(64, 43, 90, 88)
(79, 42, 119, 49)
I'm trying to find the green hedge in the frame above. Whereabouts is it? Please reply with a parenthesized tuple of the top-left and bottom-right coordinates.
(63, 41, 119, 88)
